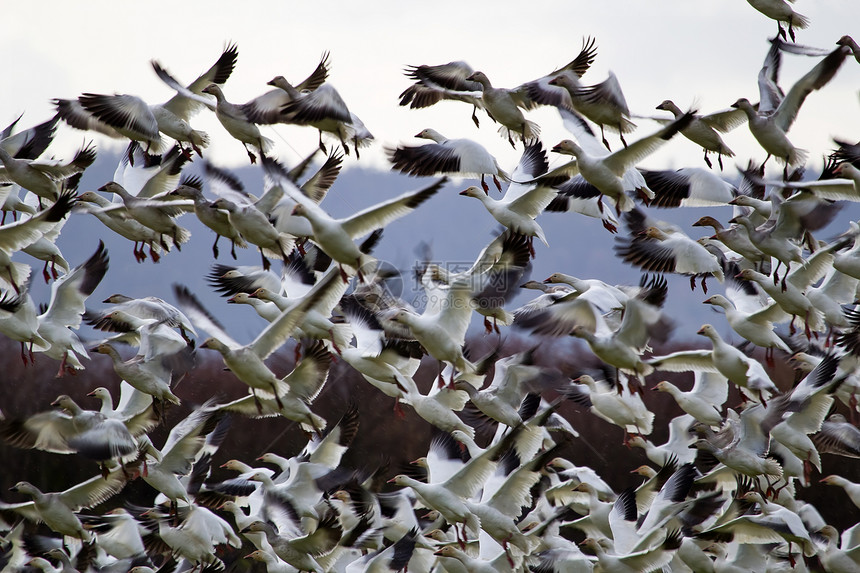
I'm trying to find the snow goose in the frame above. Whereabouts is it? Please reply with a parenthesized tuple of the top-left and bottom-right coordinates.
(549, 107, 694, 213)
(2, 468, 127, 541)
(249, 283, 352, 354)
(416, 229, 531, 334)
(144, 43, 239, 155)
(691, 215, 768, 267)
(746, 0, 809, 42)
(692, 406, 784, 487)
(548, 71, 635, 151)
(566, 374, 654, 443)
(386, 128, 509, 193)
(765, 390, 833, 483)
(702, 293, 791, 368)
(700, 491, 814, 566)
(387, 431, 513, 548)
(238, 53, 330, 124)
(0, 393, 137, 473)
(649, 323, 779, 404)
(457, 142, 556, 254)
(210, 196, 293, 272)
(37, 241, 109, 376)
(640, 167, 738, 207)
(570, 297, 664, 381)
(466, 71, 540, 147)
(0, 141, 95, 205)
(0, 114, 58, 163)
(398, 60, 485, 126)
(274, 158, 444, 280)
(653, 100, 745, 169)
(280, 83, 374, 158)
(91, 342, 181, 407)
(0, 190, 76, 294)
(628, 414, 698, 466)
(240, 520, 332, 573)
(811, 413, 860, 459)
(98, 181, 192, 253)
(153, 63, 272, 164)
(133, 403, 221, 508)
(814, 524, 860, 573)
(652, 372, 727, 427)
(174, 269, 340, 414)
(75, 190, 167, 262)
(614, 209, 724, 292)
(820, 475, 860, 510)
(731, 39, 852, 175)
(98, 292, 196, 343)
(0, 282, 50, 363)
(542, 171, 620, 232)
(143, 503, 241, 570)
(729, 213, 803, 290)
(213, 340, 331, 432)
(168, 180, 247, 259)
(579, 531, 681, 573)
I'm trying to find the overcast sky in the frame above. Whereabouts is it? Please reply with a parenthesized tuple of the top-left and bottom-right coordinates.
(3, 1, 857, 176)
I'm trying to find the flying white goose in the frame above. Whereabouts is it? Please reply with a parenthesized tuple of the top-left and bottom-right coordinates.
(153, 63, 273, 164)
(58, 44, 238, 158)
(653, 100, 745, 169)
(0, 141, 96, 205)
(387, 128, 510, 193)
(731, 38, 852, 174)
(174, 268, 341, 412)
(548, 107, 693, 213)
(239, 52, 330, 124)
(37, 241, 109, 376)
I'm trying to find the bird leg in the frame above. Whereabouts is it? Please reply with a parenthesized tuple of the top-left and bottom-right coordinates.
(602, 218, 618, 234)
(690, 275, 697, 291)
(600, 125, 612, 151)
(788, 23, 796, 42)
(42, 261, 51, 283)
(471, 106, 480, 128)
(493, 317, 501, 335)
(493, 175, 502, 192)
(318, 131, 328, 154)
(701, 276, 709, 294)
(718, 154, 724, 171)
(244, 143, 257, 164)
(528, 236, 536, 259)
(149, 245, 160, 263)
(50, 256, 59, 280)
(172, 228, 182, 252)
(777, 22, 787, 41)
(703, 150, 713, 169)
(393, 398, 406, 419)
(328, 328, 342, 355)
(619, 129, 628, 149)
(483, 316, 493, 334)
(212, 235, 220, 259)
(272, 384, 285, 410)
(260, 249, 271, 272)
(230, 240, 237, 260)
(503, 535, 515, 567)
(765, 348, 775, 370)
(252, 390, 263, 415)
(480, 175, 489, 194)
(789, 316, 797, 336)
(294, 341, 303, 363)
